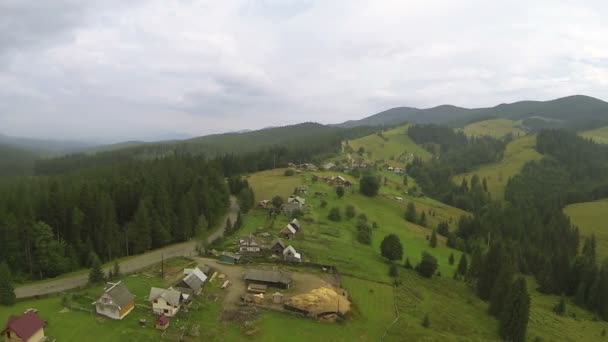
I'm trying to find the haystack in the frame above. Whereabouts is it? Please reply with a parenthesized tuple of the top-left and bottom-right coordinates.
(285, 287, 350, 316)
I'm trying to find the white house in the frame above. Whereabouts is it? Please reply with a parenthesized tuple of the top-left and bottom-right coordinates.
(283, 245, 302, 262)
(94, 282, 135, 320)
(280, 224, 297, 239)
(148, 288, 182, 317)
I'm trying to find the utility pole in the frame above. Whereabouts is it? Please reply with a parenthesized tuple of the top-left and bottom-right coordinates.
(161, 252, 164, 278)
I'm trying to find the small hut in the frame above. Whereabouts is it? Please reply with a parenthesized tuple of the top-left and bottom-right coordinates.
(155, 315, 170, 330)
(272, 292, 284, 304)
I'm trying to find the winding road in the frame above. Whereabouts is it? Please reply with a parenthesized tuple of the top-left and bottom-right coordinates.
(15, 196, 239, 299)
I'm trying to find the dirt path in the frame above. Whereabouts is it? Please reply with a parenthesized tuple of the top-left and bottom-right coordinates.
(15, 196, 239, 299)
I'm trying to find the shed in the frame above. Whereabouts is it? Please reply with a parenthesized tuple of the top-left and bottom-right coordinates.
(94, 281, 135, 320)
(247, 284, 268, 294)
(155, 315, 170, 331)
(272, 292, 284, 304)
(270, 238, 286, 254)
(218, 252, 241, 265)
(244, 269, 291, 289)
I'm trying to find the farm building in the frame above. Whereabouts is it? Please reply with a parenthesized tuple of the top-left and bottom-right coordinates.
(184, 266, 213, 279)
(247, 283, 268, 294)
(94, 281, 135, 320)
(244, 269, 291, 289)
(258, 200, 271, 208)
(323, 162, 336, 170)
(218, 252, 241, 265)
(270, 238, 286, 254)
(282, 195, 306, 215)
(176, 270, 206, 295)
(2, 310, 46, 342)
(155, 315, 170, 331)
(279, 225, 297, 240)
(295, 186, 309, 195)
(283, 245, 302, 263)
(148, 288, 182, 317)
(239, 234, 261, 253)
(290, 218, 301, 231)
(197, 264, 215, 277)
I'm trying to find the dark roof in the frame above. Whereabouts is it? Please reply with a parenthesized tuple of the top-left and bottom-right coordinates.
(199, 264, 213, 275)
(244, 269, 291, 285)
(156, 315, 169, 325)
(270, 238, 286, 249)
(104, 282, 135, 308)
(4, 311, 45, 341)
(220, 252, 241, 260)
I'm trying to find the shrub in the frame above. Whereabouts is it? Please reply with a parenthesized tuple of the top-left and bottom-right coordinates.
(422, 314, 430, 328)
(380, 234, 403, 261)
(328, 207, 341, 221)
(415, 252, 438, 278)
(320, 200, 328, 208)
(345, 205, 356, 219)
(359, 175, 380, 197)
(356, 220, 372, 245)
(336, 186, 345, 198)
(284, 169, 295, 176)
(436, 221, 450, 236)
(389, 263, 398, 277)
(404, 258, 413, 269)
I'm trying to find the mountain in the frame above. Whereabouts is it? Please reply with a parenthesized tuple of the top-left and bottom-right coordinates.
(337, 95, 608, 131)
(0, 143, 41, 176)
(0, 134, 98, 154)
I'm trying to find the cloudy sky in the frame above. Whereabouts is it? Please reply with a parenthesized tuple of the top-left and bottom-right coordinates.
(1, 0, 608, 143)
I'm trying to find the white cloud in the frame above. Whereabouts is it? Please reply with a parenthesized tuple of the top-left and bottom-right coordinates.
(1, 0, 608, 142)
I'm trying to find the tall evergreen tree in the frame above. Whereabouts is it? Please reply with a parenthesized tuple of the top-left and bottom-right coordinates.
(130, 200, 152, 254)
(0, 262, 16, 305)
(380, 234, 404, 261)
(477, 243, 504, 300)
(88, 253, 105, 285)
(405, 202, 417, 223)
(489, 258, 514, 317)
(429, 229, 437, 248)
(500, 277, 530, 342)
(455, 253, 468, 280)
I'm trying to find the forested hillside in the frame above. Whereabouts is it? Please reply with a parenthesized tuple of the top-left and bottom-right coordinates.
(0, 155, 229, 279)
(0, 144, 40, 177)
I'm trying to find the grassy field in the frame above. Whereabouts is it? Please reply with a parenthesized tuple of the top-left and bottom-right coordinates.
(0, 259, 240, 342)
(564, 199, 608, 261)
(453, 135, 542, 200)
(347, 125, 432, 168)
(581, 126, 608, 144)
(248, 168, 306, 200)
(463, 118, 526, 138)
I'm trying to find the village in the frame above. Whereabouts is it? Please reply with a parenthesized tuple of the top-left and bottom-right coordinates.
(2, 163, 356, 342)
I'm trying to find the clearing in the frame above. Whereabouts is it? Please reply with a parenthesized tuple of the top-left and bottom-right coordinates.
(463, 118, 526, 138)
(581, 126, 608, 144)
(453, 135, 542, 200)
(564, 199, 608, 261)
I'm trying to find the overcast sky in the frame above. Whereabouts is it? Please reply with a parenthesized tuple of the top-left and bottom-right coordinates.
(1, 0, 608, 143)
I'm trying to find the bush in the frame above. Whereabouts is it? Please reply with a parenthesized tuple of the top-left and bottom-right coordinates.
(404, 258, 413, 269)
(422, 314, 430, 328)
(359, 175, 380, 197)
(328, 207, 341, 221)
(284, 169, 295, 176)
(336, 186, 345, 198)
(436, 221, 450, 236)
(389, 263, 398, 277)
(272, 195, 285, 209)
(345, 205, 356, 219)
(380, 234, 403, 261)
(356, 220, 372, 245)
(415, 252, 438, 278)
(320, 200, 328, 208)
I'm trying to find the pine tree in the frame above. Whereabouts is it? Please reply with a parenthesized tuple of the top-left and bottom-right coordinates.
(88, 253, 105, 285)
(421, 314, 430, 328)
(489, 259, 514, 317)
(448, 253, 455, 265)
(500, 277, 530, 342)
(404, 258, 413, 269)
(419, 211, 427, 227)
(336, 186, 345, 198)
(405, 202, 417, 223)
(553, 296, 566, 315)
(224, 218, 233, 237)
(429, 229, 437, 248)
(130, 199, 152, 254)
(380, 234, 403, 261)
(456, 254, 468, 280)
(113, 260, 121, 279)
(477, 243, 504, 300)
(0, 262, 16, 305)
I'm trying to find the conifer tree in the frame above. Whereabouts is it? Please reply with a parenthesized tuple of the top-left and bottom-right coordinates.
(380, 234, 403, 261)
(404, 258, 413, 269)
(449, 253, 455, 265)
(0, 262, 16, 305)
(405, 202, 417, 223)
(429, 229, 437, 248)
(421, 314, 430, 328)
(336, 186, 345, 199)
(489, 259, 514, 317)
(130, 199, 152, 254)
(454, 253, 468, 280)
(113, 260, 121, 279)
(500, 277, 530, 342)
(88, 253, 105, 285)
(477, 243, 504, 300)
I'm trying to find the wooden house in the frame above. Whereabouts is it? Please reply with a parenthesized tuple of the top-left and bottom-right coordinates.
(239, 235, 261, 253)
(218, 252, 241, 265)
(244, 269, 291, 289)
(148, 288, 182, 317)
(2, 311, 46, 342)
(283, 245, 302, 263)
(94, 281, 135, 320)
(269, 238, 286, 254)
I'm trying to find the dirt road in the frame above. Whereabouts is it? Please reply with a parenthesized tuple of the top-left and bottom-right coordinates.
(15, 196, 239, 299)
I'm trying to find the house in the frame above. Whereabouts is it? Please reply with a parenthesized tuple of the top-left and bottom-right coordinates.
(171, 287, 194, 303)
(282, 195, 306, 215)
(272, 292, 284, 304)
(283, 245, 302, 263)
(155, 315, 170, 331)
(279, 224, 297, 239)
(258, 200, 271, 208)
(394, 167, 403, 174)
(239, 234, 261, 253)
(287, 195, 306, 205)
(218, 252, 241, 265)
(197, 264, 215, 277)
(294, 186, 308, 195)
(327, 176, 352, 187)
(148, 288, 182, 317)
(244, 269, 291, 289)
(290, 218, 301, 231)
(323, 162, 336, 170)
(176, 270, 207, 295)
(269, 238, 286, 254)
(2, 311, 46, 342)
(387, 166, 394, 171)
(94, 281, 135, 320)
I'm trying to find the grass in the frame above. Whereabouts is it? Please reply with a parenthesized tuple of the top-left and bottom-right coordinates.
(564, 199, 608, 261)
(248, 168, 306, 200)
(463, 119, 526, 138)
(1, 259, 239, 342)
(581, 126, 608, 144)
(346, 125, 432, 168)
(453, 135, 542, 200)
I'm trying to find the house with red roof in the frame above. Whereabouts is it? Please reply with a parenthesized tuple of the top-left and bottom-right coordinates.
(2, 310, 46, 342)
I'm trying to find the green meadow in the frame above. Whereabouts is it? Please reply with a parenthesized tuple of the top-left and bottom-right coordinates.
(565, 199, 608, 261)
(463, 118, 526, 139)
(581, 126, 608, 144)
(453, 135, 542, 200)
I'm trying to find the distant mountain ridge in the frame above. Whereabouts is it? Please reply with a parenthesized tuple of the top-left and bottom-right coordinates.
(336, 95, 608, 131)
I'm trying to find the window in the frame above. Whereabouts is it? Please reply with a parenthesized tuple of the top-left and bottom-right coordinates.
(154, 300, 158, 304)
(164, 309, 169, 313)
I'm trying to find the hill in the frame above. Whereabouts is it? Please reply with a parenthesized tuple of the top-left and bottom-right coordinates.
(463, 118, 526, 138)
(346, 125, 432, 168)
(0, 133, 97, 154)
(453, 135, 542, 200)
(581, 126, 608, 144)
(337, 95, 608, 131)
(0, 143, 42, 176)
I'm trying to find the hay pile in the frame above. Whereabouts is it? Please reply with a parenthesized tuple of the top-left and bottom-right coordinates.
(285, 287, 350, 316)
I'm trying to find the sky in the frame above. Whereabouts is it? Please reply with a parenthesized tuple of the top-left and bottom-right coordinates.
(1, 0, 608, 143)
